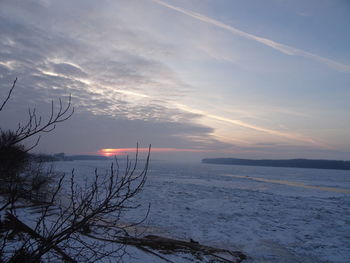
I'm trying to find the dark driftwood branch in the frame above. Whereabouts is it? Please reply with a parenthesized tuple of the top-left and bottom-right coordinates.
(3, 213, 77, 263)
(84, 234, 246, 263)
(120, 235, 246, 263)
(3, 213, 246, 263)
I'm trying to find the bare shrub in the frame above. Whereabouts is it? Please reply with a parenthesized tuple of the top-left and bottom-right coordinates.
(0, 79, 151, 262)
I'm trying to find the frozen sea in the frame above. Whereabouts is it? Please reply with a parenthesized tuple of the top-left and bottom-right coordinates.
(53, 159, 350, 263)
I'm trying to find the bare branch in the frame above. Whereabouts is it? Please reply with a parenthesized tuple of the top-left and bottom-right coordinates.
(0, 77, 17, 112)
(12, 94, 74, 147)
(1, 79, 154, 262)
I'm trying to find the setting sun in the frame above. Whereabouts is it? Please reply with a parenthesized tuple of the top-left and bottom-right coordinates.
(98, 147, 211, 157)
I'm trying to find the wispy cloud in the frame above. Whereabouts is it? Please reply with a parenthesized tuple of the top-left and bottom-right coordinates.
(152, 0, 350, 72)
(174, 103, 332, 149)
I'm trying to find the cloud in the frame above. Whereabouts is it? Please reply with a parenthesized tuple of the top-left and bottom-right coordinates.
(174, 103, 332, 149)
(0, 1, 234, 156)
(0, 5, 187, 115)
(1, 0, 347, 160)
(49, 62, 87, 78)
(152, 0, 350, 72)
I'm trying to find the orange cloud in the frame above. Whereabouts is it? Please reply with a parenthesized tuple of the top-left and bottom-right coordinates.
(98, 147, 210, 157)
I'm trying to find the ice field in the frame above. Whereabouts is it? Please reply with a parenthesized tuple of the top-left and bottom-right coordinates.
(52, 159, 350, 263)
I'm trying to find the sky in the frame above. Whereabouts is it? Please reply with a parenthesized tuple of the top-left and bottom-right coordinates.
(0, 0, 349, 161)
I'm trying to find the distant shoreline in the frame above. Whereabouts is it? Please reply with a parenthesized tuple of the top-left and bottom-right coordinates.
(202, 158, 350, 170)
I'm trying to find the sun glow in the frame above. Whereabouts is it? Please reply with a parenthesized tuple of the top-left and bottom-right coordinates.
(98, 147, 210, 157)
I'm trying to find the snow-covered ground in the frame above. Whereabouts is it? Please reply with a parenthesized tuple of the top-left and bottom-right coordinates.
(52, 160, 350, 263)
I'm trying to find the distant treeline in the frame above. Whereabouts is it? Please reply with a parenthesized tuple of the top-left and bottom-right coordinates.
(30, 153, 109, 162)
(202, 158, 350, 170)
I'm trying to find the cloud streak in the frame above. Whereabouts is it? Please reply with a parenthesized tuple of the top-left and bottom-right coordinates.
(152, 0, 350, 72)
(174, 103, 331, 149)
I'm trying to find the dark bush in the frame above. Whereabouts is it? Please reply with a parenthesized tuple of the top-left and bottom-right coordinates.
(0, 131, 29, 182)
